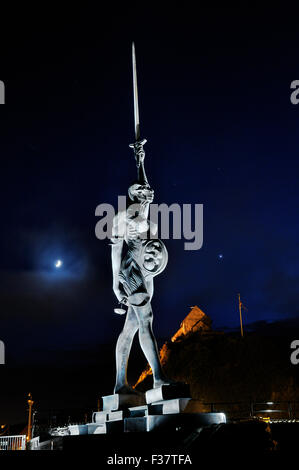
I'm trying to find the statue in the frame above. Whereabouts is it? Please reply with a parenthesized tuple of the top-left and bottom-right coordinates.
(110, 44, 172, 396)
(94, 43, 223, 430)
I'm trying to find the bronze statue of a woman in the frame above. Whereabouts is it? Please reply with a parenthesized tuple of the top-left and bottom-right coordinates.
(110, 44, 173, 397)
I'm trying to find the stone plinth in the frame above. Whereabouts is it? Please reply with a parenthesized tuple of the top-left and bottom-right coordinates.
(87, 420, 124, 434)
(61, 391, 226, 437)
(93, 409, 129, 423)
(145, 383, 190, 404)
(102, 393, 146, 411)
(124, 412, 226, 433)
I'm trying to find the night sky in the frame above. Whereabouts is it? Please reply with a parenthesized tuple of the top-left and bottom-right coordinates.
(0, 6, 299, 423)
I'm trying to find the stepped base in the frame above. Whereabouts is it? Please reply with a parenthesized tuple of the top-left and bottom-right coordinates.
(60, 410, 225, 436)
(60, 395, 226, 436)
(49, 391, 226, 438)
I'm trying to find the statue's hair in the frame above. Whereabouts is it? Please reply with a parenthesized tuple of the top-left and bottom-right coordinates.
(126, 181, 139, 206)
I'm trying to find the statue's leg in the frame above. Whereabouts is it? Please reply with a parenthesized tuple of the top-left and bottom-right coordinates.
(132, 301, 168, 388)
(114, 306, 139, 394)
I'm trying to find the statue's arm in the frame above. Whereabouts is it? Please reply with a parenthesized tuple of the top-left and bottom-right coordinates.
(130, 140, 149, 185)
(137, 161, 148, 186)
(149, 220, 158, 237)
(111, 244, 126, 301)
(111, 213, 127, 303)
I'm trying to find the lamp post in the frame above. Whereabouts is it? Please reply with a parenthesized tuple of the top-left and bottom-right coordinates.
(238, 293, 244, 338)
(27, 393, 34, 441)
(238, 294, 248, 338)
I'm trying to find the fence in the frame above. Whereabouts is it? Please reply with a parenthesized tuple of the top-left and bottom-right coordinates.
(203, 401, 299, 420)
(0, 435, 27, 451)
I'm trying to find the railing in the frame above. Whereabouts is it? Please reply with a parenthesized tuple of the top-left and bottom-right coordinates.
(0, 435, 27, 451)
(203, 401, 299, 420)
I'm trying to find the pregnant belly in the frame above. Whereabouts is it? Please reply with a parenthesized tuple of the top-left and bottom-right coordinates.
(124, 239, 168, 279)
(141, 239, 168, 277)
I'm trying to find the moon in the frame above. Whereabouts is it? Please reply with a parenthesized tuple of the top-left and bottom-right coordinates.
(55, 259, 63, 268)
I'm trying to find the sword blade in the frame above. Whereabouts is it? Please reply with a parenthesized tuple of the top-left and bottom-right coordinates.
(132, 42, 140, 141)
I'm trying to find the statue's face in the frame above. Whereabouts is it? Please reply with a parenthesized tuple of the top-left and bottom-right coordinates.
(128, 183, 154, 203)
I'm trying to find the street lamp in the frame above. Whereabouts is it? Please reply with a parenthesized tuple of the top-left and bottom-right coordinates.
(27, 393, 34, 441)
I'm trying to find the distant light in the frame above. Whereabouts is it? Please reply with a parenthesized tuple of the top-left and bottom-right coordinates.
(55, 259, 63, 268)
(218, 254, 223, 260)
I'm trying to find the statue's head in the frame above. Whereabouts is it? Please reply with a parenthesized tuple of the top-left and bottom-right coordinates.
(128, 182, 154, 203)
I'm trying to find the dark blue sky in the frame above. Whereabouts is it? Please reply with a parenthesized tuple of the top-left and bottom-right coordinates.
(0, 5, 298, 364)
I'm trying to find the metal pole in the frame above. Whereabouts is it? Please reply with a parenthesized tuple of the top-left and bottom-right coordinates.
(27, 393, 34, 441)
(288, 401, 292, 419)
(238, 293, 244, 338)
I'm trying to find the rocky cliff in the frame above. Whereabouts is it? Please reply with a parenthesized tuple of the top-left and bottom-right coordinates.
(135, 306, 299, 404)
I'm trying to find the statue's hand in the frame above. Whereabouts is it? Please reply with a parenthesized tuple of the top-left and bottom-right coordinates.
(134, 151, 145, 169)
(135, 147, 145, 164)
(130, 140, 146, 167)
(113, 283, 128, 304)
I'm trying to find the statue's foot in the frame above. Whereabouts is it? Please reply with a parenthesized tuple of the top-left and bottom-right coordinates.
(114, 384, 143, 396)
(153, 377, 179, 388)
